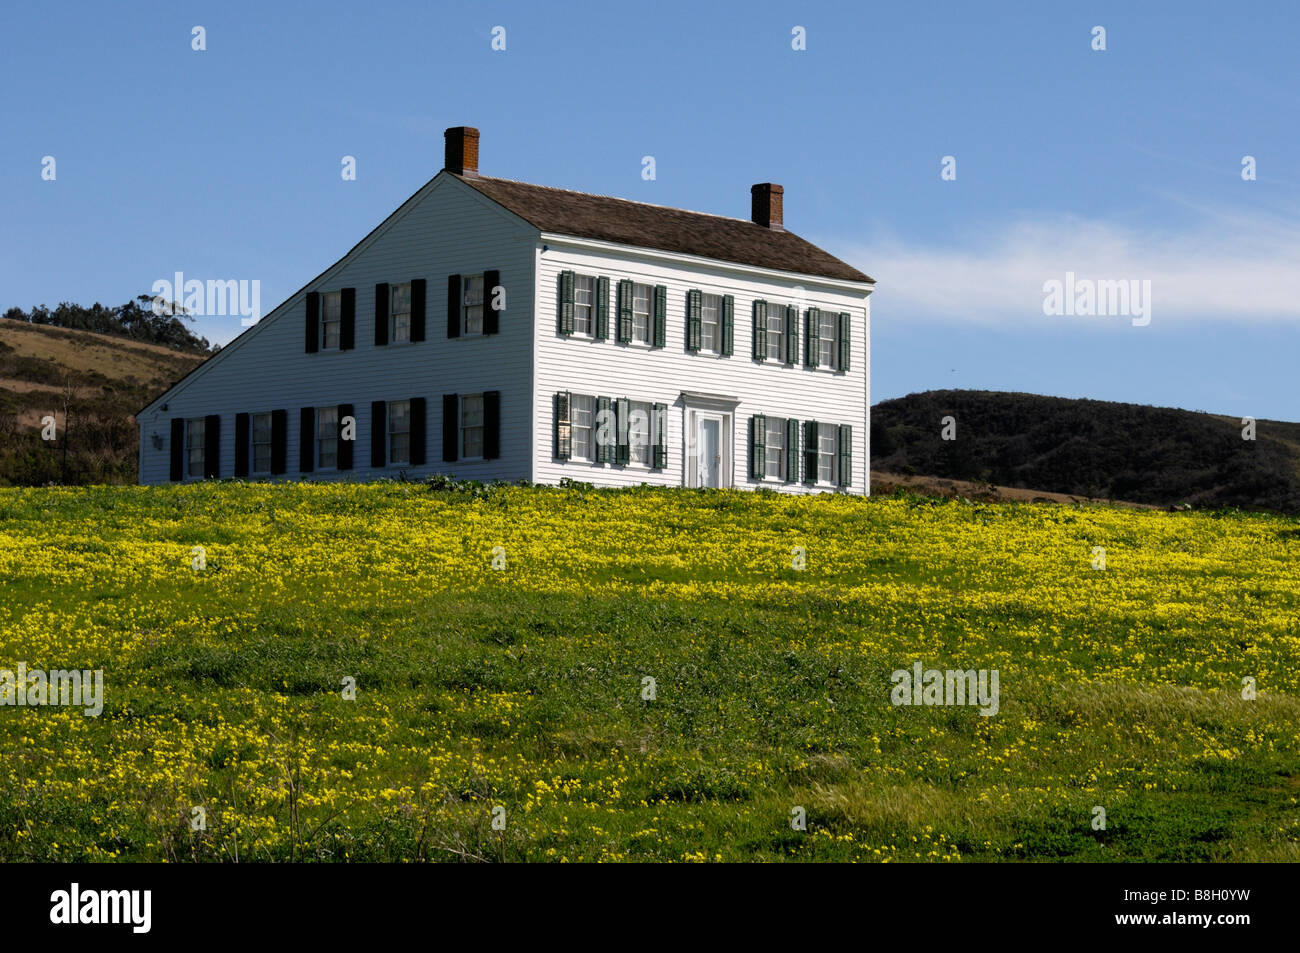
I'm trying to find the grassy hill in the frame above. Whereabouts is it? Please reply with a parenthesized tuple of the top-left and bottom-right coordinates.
(0, 321, 204, 484)
(872, 390, 1300, 514)
(1, 483, 1296, 862)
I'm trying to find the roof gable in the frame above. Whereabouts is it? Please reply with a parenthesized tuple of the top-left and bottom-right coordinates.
(451, 174, 873, 283)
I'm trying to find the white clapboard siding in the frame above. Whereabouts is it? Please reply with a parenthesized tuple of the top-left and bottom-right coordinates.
(531, 238, 872, 495)
(138, 174, 538, 485)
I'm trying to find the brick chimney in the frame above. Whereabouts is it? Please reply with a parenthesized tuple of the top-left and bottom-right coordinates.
(751, 183, 783, 230)
(444, 126, 480, 177)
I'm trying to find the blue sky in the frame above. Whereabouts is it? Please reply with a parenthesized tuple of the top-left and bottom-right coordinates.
(3, 0, 1297, 419)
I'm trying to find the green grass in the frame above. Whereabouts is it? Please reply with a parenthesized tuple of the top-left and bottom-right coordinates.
(0, 481, 1297, 862)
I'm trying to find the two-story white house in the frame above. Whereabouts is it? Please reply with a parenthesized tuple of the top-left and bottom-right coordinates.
(137, 127, 875, 492)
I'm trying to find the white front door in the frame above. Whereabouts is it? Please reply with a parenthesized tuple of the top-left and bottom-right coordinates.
(698, 417, 721, 487)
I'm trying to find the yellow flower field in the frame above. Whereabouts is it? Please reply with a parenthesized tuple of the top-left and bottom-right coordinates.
(0, 482, 1297, 861)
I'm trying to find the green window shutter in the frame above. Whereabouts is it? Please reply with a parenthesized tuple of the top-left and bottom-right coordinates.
(686, 289, 702, 352)
(596, 396, 612, 462)
(615, 397, 630, 464)
(555, 392, 572, 460)
(803, 420, 818, 484)
(805, 308, 820, 367)
(653, 402, 668, 468)
(721, 295, 734, 356)
(838, 424, 852, 487)
(617, 280, 633, 343)
(653, 284, 667, 348)
(785, 417, 799, 483)
(300, 407, 315, 473)
(441, 394, 458, 462)
(559, 270, 575, 335)
(408, 398, 426, 466)
(305, 292, 319, 353)
(750, 414, 766, 480)
(339, 287, 356, 350)
(374, 283, 389, 346)
(752, 301, 767, 361)
(483, 391, 501, 459)
(596, 276, 610, 340)
(838, 312, 850, 371)
(447, 275, 461, 338)
(234, 412, 250, 477)
(784, 305, 797, 365)
(411, 278, 426, 342)
(371, 402, 386, 468)
(169, 418, 185, 480)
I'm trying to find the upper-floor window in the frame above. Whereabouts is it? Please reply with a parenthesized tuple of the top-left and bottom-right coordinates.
(321, 291, 342, 349)
(574, 275, 594, 336)
(252, 412, 272, 474)
(317, 406, 339, 469)
(186, 418, 205, 477)
(819, 310, 837, 369)
(701, 293, 722, 353)
(388, 399, 411, 465)
(391, 282, 412, 343)
(461, 394, 485, 459)
(766, 304, 785, 361)
(631, 283, 652, 344)
(463, 275, 485, 336)
(571, 394, 595, 461)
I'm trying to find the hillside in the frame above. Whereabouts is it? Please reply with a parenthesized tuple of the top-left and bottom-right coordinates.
(0, 321, 205, 484)
(1, 483, 1297, 861)
(872, 390, 1300, 514)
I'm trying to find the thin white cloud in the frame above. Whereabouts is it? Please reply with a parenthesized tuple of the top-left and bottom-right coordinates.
(840, 206, 1300, 326)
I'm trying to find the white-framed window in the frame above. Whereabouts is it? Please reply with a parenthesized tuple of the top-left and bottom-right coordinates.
(764, 416, 786, 480)
(391, 282, 412, 343)
(461, 394, 484, 459)
(317, 406, 339, 469)
(463, 275, 485, 335)
(186, 418, 205, 477)
(574, 275, 594, 336)
(818, 425, 839, 484)
(632, 283, 651, 344)
(388, 399, 410, 465)
(321, 291, 341, 349)
(252, 412, 272, 474)
(701, 293, 721, 353)
(571, 394, 595, 461)
(628, 400, 653, 466)
(766, 303, 785, 361)
(819, 310, 837, 369)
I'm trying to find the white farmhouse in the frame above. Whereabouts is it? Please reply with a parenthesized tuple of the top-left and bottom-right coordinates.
(138, 127, 875, 492)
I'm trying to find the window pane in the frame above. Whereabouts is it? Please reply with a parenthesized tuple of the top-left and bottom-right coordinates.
(461, 394, 484, 458)
(186, 418, 205, 476)
(575, 275, 593, 335)
(464, 276, 484, 335)
(252, 413, 272, 473)
(572, 394, 594, 460)
(700, 294, 720, 352)
(767, 308, 784, 360)
(318, 406, 338, 469)
(819, 428, 837, 483)
(819, 312, 836, 368)
(391, 283, 411, 342)
(388, 399, 410, 464)
(632, 284, 651, 343)
(629, 401, 651, 465)
(765, 418, 785, 479)
(322, 292, 341, 349)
